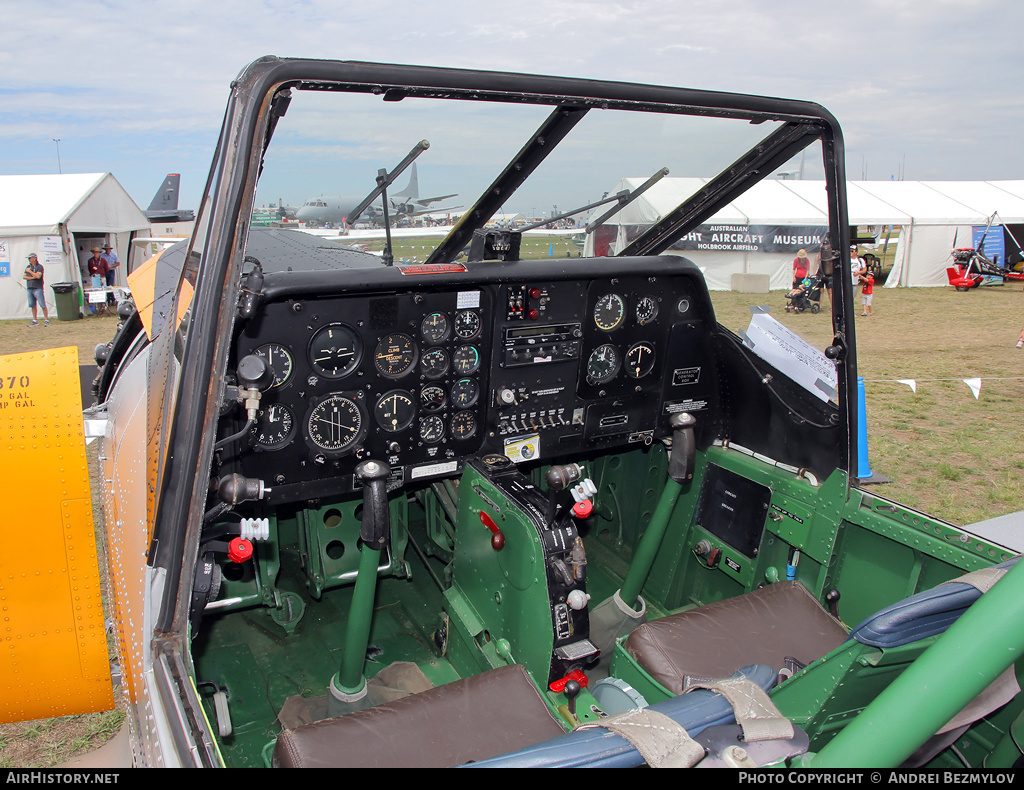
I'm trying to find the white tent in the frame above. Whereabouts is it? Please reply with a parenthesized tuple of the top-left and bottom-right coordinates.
(0, 173, 151, 320)
(585, 178, 1024, 289)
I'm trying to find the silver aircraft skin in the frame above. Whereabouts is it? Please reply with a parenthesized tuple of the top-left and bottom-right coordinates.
(294, 164, 457, 226)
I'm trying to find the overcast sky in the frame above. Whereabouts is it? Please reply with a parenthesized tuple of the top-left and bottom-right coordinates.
(2, 0, 1021, 212)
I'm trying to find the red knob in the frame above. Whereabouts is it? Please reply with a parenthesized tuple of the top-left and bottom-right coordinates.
(572, 499, 593, 519)
(228, 537, 253, 563)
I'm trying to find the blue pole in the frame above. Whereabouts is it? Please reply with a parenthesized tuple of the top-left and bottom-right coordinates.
(857, 377, 872, 479)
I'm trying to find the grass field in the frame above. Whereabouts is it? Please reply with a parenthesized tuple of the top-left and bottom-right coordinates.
(0, 270, 1021, 766)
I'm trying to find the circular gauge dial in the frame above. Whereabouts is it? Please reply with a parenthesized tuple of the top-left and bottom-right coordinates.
(375, 390, 416, 433)
(635, 296, 659, 326)
(251, 403, 295, 448)
(586, 343, 620, 384)
(452, 345, 480, 375)
(625, 341, 656, 379)
(420, 312, 450, 344)
(451, 411, 477, 440)
(254, 343, 294, 388)
(594, 294, 625, 331)
(420, 347, 450, 378)
(454, 310, 481, 339)
(419, 414, 445, 443)
(419, 384, 447, 412)
(309, 325, 361, 379)
(451, 378, 479, 408)
(307, 395, 363, 453)
(374, 333, 417, 377)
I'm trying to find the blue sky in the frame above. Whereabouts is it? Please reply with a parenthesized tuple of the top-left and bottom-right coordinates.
(2, 0, 1022, 213)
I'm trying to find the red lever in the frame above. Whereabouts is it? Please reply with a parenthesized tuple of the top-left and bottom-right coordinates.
(549, 669, 589, 693)
(572, 499, 593, 519)
(227, 537, 253, 563)
(478, 511, 505, 551)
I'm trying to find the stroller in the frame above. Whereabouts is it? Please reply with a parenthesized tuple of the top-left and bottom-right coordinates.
(785, 271, 825, 313)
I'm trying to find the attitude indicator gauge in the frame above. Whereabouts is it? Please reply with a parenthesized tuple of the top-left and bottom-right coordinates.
(308, 325, 361, 379)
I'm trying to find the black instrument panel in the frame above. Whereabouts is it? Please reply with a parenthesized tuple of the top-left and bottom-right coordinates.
(229, 259, 717, 504)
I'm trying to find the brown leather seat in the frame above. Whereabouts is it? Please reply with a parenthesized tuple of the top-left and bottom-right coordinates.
(273, 663, 566, 768)
(624, 581, 847, 695)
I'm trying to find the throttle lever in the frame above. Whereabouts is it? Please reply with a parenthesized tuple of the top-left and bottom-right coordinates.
(356, 460, 391, 551)
(668, 412, 697, 483)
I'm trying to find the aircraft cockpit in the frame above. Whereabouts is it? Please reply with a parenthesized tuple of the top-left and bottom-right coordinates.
(88, 59, 1022, 769)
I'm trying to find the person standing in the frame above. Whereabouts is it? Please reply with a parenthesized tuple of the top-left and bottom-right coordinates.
(23, 253, 50, 327)
(860, 269, 875, 316)
(792, 248, 809, 288)
(101, 243, 120, 307)
(87, 247, 108, 314)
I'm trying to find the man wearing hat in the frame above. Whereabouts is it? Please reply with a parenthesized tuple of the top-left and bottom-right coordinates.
(23, 253, 50, 327)
(101, 243, 120, 306)
(87, 247, 108, 314)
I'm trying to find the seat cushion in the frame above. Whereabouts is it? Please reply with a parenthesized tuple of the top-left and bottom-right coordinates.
(624, 581, 847, 695)
(273, 663, 566, 768)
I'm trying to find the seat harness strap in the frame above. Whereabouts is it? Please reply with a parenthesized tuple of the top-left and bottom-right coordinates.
(578, 708, 705, 768)
(682, 675, 795, 743)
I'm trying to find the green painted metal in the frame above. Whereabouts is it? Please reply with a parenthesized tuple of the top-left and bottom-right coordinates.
(806, 560, 1024, 768)
(334, 544, 384, 693)
(619, 478, 682, 609)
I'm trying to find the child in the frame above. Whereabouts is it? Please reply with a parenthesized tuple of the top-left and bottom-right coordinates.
(859, 270, 874, 316)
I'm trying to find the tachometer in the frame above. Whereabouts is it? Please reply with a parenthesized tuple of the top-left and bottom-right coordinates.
(308, 325, 361, 379)
(593, 294, 625, 331)
(420, 312, 450, 344)
(625, 341, 656, 379)
(306, 395, 364, 453)
(374, 333, 417, 377)
(374, 390, 416, 433)
(586, 343, 620, 384)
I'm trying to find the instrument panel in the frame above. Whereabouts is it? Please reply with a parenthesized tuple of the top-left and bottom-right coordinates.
(227, 259, 717, 504)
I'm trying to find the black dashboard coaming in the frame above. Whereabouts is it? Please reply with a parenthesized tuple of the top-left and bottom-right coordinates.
(225, 237, 719, 504)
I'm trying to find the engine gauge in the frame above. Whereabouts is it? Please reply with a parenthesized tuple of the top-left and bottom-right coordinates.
(625, 341, 656, 379)
(593, 294, 625, 331)
(374, 333, 417, 377)
(306, 394, 364, 453)
(419, 347, 450, 379)
(450, 411, 477, 440)
(419, 384, 447, 412)
(374, 390, 416, 433)
(419, 414, 445, 444)
(420, 312, 450, 344)
(454, 310, 482, 339)
(253, 343, 294, 388)
(635, 296, 659, 326)
(308, 325, 361, 379)
(251, 403, 295, 448)
(451, 345, 480, 375)
(586, 343, 620, 384)
(451, 378, 479, 409)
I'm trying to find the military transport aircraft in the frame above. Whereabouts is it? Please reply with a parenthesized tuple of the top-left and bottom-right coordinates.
(144, 173, 196, 222)
(294, 163, 458, 227)
(6, 57, 1023, 770)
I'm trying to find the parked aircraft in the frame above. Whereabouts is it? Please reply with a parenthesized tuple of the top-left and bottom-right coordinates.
(144, 173, 196, 222)
(294, 163, 457, 226)
(6, 57, 1023, 771)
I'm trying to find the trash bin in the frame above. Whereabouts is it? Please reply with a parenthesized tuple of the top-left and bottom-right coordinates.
(51, 282, 81, 322)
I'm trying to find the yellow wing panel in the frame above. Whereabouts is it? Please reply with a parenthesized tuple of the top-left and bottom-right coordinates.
(0, 347, 114, 723)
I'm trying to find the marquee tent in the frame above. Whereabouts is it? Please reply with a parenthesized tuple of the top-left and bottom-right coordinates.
(0, 173, 150, 320)
(584, 178, 1024, 289)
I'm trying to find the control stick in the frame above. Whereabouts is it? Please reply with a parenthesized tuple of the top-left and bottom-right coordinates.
(330, 460, 392, 708)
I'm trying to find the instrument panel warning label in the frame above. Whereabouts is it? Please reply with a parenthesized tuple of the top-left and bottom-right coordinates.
(504, 433, 541, 463)
(672, 366, 701, 386)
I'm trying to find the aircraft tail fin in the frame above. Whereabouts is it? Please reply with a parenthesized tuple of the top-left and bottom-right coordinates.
(394, 163, 419, 200)
(148, 174, 181, 212)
